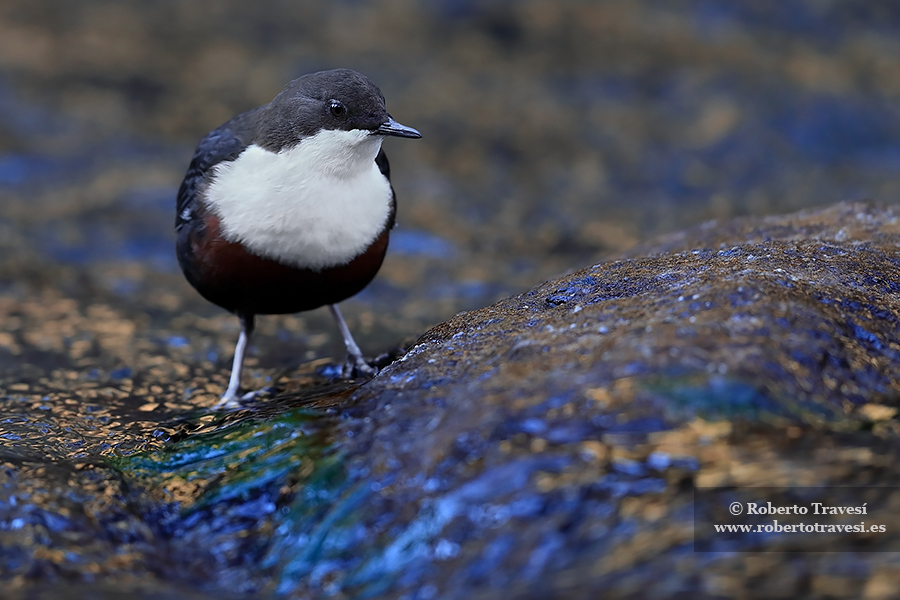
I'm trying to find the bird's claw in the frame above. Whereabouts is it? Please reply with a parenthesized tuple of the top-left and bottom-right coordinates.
(341, 356, 377, 379)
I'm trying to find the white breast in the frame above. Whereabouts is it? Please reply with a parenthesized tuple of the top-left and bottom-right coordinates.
(204, 129, 392, 271)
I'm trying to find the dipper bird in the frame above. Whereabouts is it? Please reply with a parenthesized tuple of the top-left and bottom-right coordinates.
(175, 69, 421, 408)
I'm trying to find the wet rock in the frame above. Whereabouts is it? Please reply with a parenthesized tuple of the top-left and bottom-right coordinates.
(262, 201, 898, 598)
(104, 201, 900, 598)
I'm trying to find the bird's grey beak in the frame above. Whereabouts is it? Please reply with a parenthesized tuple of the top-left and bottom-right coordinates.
(376, 116, 422, 139)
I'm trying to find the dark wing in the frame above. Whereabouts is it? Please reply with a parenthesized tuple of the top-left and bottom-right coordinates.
(175, 110, 261, 230)
(375, 148, 397, 230)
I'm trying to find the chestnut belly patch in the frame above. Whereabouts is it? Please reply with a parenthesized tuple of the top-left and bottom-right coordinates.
(182, 211, 389, 315)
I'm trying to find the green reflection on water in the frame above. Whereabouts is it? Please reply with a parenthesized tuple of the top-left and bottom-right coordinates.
(111, 403, 374, 595)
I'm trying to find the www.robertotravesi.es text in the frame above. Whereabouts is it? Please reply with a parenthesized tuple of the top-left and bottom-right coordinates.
(714, 521, 886, 534)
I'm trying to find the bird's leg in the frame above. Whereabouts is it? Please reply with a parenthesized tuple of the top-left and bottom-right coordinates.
(213, 313, 255, 409)
(328, 304, 376, 377)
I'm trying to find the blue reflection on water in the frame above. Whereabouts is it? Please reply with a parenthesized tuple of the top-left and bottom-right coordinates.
(779, 97, 900, 167)
(39, 224, 178, 272)
(0, 153, 77, 187)
(389, 230, 458, 259)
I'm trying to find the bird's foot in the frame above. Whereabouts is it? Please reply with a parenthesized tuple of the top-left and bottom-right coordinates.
(211, 386, 276, 410)
(318, 348, 404, 380)
(318, 356, 378, 380)
(343, 355, 377, 378)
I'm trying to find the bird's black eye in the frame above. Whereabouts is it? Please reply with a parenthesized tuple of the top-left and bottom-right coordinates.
(329, 100, 346, 118)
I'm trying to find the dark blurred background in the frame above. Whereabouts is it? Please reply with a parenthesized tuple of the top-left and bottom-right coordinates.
(2, 0, 900, 367)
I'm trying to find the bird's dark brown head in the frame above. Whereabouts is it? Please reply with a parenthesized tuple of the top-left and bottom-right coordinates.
(257, 68, 419, 151)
